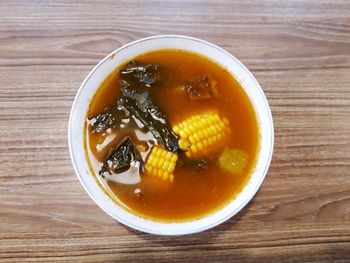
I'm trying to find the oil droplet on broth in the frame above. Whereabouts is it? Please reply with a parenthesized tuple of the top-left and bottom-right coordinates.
(103, 160, 142, 185)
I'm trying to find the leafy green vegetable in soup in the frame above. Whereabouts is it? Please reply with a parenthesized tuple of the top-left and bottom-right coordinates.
(99, 137, 143, 178)
(118, 79, 180, 152)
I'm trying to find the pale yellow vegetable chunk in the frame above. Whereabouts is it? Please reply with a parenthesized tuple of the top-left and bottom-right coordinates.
(219, 148, 248, 175)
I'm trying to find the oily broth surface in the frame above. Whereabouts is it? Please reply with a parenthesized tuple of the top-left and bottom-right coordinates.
(86, 50, 259, 221)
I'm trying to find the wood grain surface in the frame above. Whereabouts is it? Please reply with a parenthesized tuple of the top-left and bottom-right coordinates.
(1, 0, 350, 262)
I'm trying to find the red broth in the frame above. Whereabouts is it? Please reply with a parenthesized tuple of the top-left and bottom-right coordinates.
(85, 49, 259, 221)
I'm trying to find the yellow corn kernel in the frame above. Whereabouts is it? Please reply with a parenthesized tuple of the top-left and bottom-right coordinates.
(211, 125, 217, 134)
(208, 115, 216, 124)
(173, 111, 230, 158)
(147, 155, 154, 165)
(162, 171, 169, 181)
(165, 151, 173, 160)
(190, 144, 198, 153)
(167, 163, 175, 173)
(179, 139, 190, 149)
(153, 158, 160, 167)
(198, 121, 205, 129)
(203, 128, 210, 138)
(197, 142, 204, 151)
(145, 146, 177, 183)
(179, 130, 187, 138)
(173, 125, 179, 134)
(193, 121, 200, 130)
(162, 160, 169, 170)
(203, 139, 208, 148)
(188, 124, 195, 133)
(189, 135, 195, 144)
(171, 154, 178, 162)
(193, 133, 200, 142)
(158, 158, 165, 168)
(154, 147, 160, 156)
(184, 126, 191, 135)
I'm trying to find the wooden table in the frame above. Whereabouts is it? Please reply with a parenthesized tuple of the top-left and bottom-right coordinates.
(1, 1, 349, 262)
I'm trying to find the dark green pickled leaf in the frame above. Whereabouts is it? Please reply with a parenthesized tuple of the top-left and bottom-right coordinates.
(99, 137, 143, 177)
(88, 107, 117, 133)
(120, 60, 161, 87)
(118, 80, 180, 152)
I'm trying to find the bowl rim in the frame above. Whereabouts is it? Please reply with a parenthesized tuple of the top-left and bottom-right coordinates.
(68, 34, 274, 235)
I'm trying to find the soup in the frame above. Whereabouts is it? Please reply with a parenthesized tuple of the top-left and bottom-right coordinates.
(85, 49, 259, 221)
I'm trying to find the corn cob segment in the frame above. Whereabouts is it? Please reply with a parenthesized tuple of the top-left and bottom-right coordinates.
(173, 111, 230, 158)
(145, 146, 178, 182)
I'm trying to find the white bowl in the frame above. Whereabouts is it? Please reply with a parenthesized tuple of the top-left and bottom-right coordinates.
(68, 35, 274, 235)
